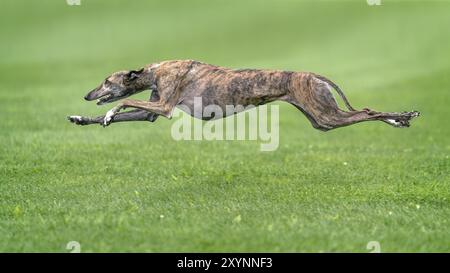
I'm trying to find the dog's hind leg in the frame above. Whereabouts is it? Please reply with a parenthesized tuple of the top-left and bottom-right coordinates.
(287, 74, 349, 131)
(68, 109, 158, 126)
(295, 107, 420, 130)
(341, 109, 420, 128)
(287, 74, 419, 130)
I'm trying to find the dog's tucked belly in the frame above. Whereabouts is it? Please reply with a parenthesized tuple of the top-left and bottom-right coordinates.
(177, 67, 293, 120)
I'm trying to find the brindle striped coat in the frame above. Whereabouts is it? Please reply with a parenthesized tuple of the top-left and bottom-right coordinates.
(69, 60, 419, 130)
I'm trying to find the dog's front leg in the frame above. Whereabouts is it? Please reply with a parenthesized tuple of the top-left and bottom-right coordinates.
(68, 109, 158, 126)
(103, 99, 173, 126)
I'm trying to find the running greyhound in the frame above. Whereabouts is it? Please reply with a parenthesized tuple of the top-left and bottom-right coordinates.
(68, 60, 419, 130)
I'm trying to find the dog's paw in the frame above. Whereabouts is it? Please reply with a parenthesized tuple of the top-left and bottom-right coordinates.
(68, 115, 89, 125)
(102, 110, 115, 127)
(408, 110, 420, 118)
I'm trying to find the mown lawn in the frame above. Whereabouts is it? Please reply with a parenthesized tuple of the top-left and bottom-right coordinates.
(0, 0, 449, 252)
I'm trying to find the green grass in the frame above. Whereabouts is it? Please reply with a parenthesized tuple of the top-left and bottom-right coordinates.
(0, 0, 449, 252)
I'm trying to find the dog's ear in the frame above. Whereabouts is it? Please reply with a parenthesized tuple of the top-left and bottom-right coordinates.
(126, 68, 144, 82)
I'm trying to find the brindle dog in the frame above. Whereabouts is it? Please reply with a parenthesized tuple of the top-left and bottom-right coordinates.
(68, 60, 419, 131)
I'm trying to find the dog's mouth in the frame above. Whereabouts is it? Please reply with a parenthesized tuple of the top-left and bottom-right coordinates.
(96, 94, 123, 105)
(87, 87, 135, 105)
(96, 94, 113, 105)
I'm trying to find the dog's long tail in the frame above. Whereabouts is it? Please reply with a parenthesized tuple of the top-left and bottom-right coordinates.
(313, 74, 356, 111)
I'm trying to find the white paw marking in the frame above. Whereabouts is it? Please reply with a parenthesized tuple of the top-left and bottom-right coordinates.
(70, 116, 82, 122)
(386, 119, 401, 126)
(103, 110, 115, 126)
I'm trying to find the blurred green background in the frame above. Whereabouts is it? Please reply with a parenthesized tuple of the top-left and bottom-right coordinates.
(0, 0, 449, 252)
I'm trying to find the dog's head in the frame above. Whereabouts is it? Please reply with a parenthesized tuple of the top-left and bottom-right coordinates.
(84, 68, 146, 105)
